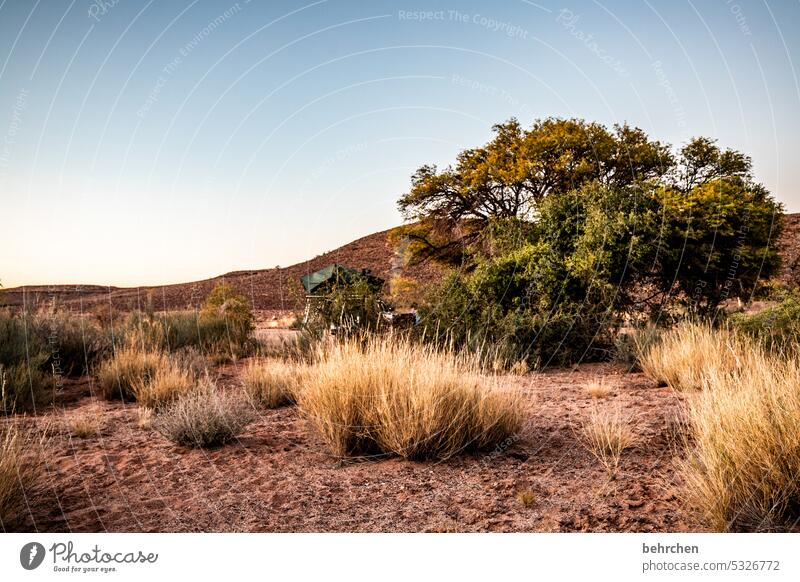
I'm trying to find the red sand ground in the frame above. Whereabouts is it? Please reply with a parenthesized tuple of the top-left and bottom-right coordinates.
(10, 350, 694, 533)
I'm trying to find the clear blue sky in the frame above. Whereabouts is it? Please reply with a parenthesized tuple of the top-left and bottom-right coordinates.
(2, 0, 798, 287)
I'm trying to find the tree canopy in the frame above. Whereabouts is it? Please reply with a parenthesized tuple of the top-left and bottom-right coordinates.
(403, 117, 785, 364)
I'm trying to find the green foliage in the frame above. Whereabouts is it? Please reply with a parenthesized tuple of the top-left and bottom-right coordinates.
(658, 178, 784, 315)
(34, 311, 108, 377)
(397, 118, 671, 265)
(200, 283, 254, 353)
(420, 183, 667, 366)
(731, 293, 800, 355)
(0, 311, 54, 414)
(303, 277, 386, 338)
(402, 118, 784, 366)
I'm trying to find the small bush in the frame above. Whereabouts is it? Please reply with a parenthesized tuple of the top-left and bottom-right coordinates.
(155, 382, 254, 448)
(581, 407, 635, 478)
(0, 424, 42, 528)
(98, 347, 165, 401)
(242, 360, 303, 408)
(730, 293, 800, 355)
(297, 337, 522, 460)
(34, 311, 108, 377)
(132, 361, 195, 410)
(0, 311, 55, 414)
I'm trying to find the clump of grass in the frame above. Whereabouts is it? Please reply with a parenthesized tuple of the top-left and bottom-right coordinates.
(585, 377, 612, 399)
(98, 347, 165, 401)
(131, 360, 195, 410)
(582, 407, 635, 478)
(137, 407, 154, 430)
(679, 337, 800, 531)
(509, 360, 530, 376)
(0, 424, 42, 528)
(155, 381, 254, 448)
(516, 489, 536, 508)
(637, 323, 748, 391)
(241, 360, 304, 408)
(297, 337, 522, 460)
(69, 413, 100, 438)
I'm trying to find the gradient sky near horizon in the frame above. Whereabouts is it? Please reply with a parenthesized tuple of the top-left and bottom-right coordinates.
(1, 0, 799, 287)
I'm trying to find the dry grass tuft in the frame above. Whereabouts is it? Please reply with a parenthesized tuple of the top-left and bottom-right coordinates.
(637, 323, 749, 391)
(137, 407, 154, 430)
(582, 407, 635, 478)
(0, 424, 42, 528)
(155, 380, 254, 448)
(69, 413, 100, 438)
(241, 360, 304, 408)
(132, 361, 195, 410)
(509, 360, 530, 376)
(297, 337, 522, 460)
(676, 332, 800, 531)
(516, 489, 536, 508)
(98, 347, 165, 401)
(585, 377, 612, 399)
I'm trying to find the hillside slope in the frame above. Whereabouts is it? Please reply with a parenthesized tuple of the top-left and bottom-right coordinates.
(4, 214, 797, 313)
(2, 227, 440, 313)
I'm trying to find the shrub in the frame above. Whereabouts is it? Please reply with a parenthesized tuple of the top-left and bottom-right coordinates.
(581, 407, 635, 478)
(679, 337, 800, 531)
(0, 311, 54, 414)
(132, 361, 195, 410)
(34, 311, 108, 377)
(155, 381, 254, 448)
(0, 424, 42, 528)
(201, 283, 254, 351)
(242, 360, 303, 408)
(98, 347, 165, 401)
(730, 293, 800, 355)
(297, 337, 522, 460)
(123, 310, 249, 357)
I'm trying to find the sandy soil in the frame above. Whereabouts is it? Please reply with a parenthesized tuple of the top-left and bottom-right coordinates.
(7, 360, 696, 533)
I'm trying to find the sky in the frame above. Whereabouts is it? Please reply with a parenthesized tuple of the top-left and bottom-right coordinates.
(1, 0, 799, 287)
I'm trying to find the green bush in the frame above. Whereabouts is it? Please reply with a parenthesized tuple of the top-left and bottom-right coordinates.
(0, 311, 54, 414)
(731, 294, 800, 355)
(420, 183, 659, 367)
(34, 311, 109, 377)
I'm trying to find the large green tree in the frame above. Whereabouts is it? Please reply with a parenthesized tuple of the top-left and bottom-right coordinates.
(407, 119, 785, 363)
(396, 118, 672, 265)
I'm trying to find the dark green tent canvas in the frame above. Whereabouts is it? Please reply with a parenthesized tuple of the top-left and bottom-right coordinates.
(300, 264, 384, 295)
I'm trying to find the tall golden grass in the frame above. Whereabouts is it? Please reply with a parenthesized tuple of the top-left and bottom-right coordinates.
(98, 347, 165, 401)
(643, 323, 800, 531)
(638, 323, 748, 391)
(297, 337, 523, 460)
(581, 407, 635, 478)
(132, 360, 195, 410)
(241, 360, 304, 408)
(0, 424, 41, 528)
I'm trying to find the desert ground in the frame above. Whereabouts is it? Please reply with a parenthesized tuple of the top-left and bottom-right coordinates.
(10, 328, 691, 533)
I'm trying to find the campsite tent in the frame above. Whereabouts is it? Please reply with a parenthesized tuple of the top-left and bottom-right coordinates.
(300, 264, 384, 296)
